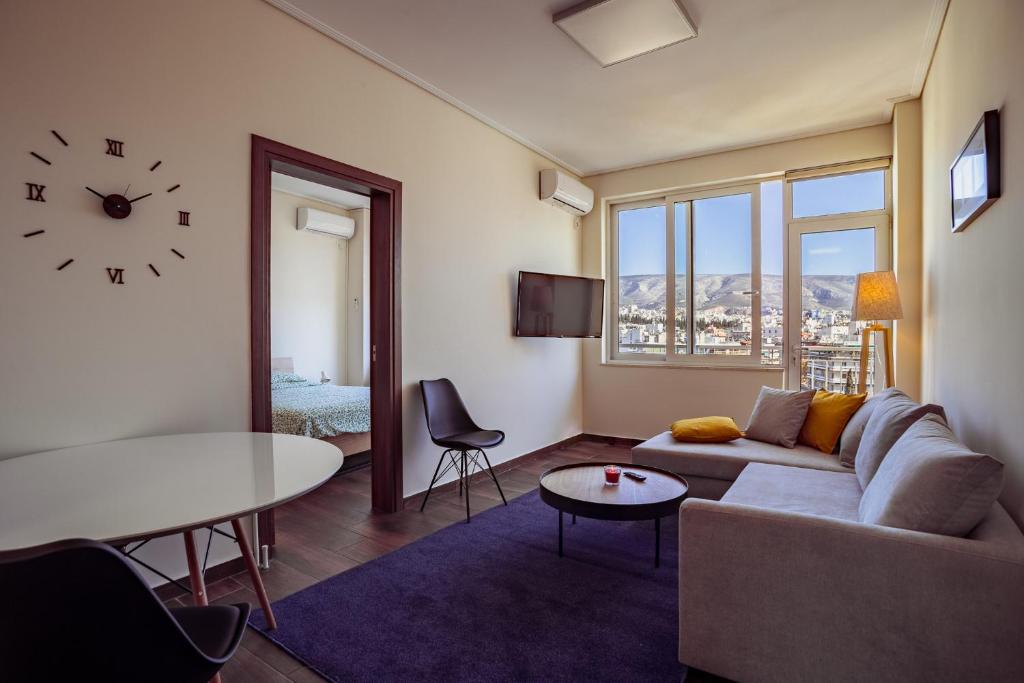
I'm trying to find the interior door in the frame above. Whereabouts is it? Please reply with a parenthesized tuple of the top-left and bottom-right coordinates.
(785, 215, 890, 393)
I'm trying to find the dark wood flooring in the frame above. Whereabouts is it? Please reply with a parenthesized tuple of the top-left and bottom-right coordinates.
(161, 438, 721, 682)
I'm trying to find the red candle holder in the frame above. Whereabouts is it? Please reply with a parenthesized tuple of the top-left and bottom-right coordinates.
(604, 464, 622, 486)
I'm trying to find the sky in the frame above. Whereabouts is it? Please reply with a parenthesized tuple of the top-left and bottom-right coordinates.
(618, 171, 884, 277)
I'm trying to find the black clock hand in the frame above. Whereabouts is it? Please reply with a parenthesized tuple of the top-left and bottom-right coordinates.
(128, 192, 153, 203)
(86, 186, 106, 199)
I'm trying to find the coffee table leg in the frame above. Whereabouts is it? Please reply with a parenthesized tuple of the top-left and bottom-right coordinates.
(655, 517, 661, 568)
(558, 511, 564, 557)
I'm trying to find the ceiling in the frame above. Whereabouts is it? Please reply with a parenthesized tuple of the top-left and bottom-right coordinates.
(271, 172, 371, 209)
(266, 0, 948, 176)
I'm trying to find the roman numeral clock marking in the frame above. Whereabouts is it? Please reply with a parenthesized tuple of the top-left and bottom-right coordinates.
(105, 139, 124, 157)
(26, 183, 46, 202)
(178, 211, 190, 226)
(106, 268, 125, 285)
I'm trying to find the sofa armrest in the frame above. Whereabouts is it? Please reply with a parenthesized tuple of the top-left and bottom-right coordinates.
(678, 499, 1024, 683)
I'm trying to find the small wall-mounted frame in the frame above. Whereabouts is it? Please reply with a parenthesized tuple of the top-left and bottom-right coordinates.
(950, 109, 1001, 233)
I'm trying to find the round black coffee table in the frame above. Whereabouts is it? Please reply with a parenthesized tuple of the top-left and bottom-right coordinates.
(538, 462, 688, 567)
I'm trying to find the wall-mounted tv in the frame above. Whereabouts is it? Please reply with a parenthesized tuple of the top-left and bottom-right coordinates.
(514, 271, 604, 338)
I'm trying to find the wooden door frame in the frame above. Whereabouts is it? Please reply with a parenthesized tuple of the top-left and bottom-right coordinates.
(250, 135, 403, 547)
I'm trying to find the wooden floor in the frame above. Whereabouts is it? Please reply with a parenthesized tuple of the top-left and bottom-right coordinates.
(161, 438, 720, 682)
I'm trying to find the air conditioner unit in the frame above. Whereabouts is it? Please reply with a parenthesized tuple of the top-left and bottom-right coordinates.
(297, 207, 355, 239)
(539, 169, 594, 216)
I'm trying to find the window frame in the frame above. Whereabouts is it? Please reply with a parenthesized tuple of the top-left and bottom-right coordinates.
(783, 166, 893, 390)
(609, 181, 767, 368)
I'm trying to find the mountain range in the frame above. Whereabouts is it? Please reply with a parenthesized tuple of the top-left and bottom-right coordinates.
(618, 274, 856, 312)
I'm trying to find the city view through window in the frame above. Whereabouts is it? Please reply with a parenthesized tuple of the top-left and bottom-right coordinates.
(616, 170, 886, 394)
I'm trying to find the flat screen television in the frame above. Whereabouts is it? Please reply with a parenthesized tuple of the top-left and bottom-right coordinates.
(514, 271, 604, 338)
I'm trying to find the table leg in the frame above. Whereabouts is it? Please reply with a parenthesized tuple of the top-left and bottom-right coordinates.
(558, 511, 564, 557)
(655, 516, 661, 568)
(183, 530, 208, 607)
(232, 518, 277, 630)
(184, 531, 223, 683)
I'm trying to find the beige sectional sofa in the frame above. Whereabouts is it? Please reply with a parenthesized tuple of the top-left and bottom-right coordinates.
(632, 433, 847, 500)
(632, 404, 1024, 682)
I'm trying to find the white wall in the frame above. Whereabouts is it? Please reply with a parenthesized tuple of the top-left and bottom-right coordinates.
(891, 100, 924, 401)
(581, 125, 893, 438)
(0, 0, 581, 579)
(920, 0, 1024, 527)
(346, 208, 371, 387)
(271, 190, 349, 384)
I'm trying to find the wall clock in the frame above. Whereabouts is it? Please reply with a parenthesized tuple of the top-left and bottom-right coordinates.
(22, 129, 192, 284)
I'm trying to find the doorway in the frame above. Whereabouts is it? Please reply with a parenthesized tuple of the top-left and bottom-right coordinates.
(250, 135, 403, 552)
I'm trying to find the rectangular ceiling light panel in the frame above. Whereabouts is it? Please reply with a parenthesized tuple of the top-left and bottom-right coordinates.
(554, 0, 697, 67)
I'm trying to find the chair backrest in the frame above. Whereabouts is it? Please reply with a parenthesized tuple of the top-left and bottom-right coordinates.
(0, 538, 226, 682)
(420, 378, 481, 443)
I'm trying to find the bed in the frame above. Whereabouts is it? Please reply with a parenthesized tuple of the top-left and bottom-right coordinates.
(271, 357, 371, 456)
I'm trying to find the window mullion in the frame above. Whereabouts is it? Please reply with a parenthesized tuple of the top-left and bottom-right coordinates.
(665, 200, 676, 361)
(686, 201, 695, 355)
(751, 187, 762, 365)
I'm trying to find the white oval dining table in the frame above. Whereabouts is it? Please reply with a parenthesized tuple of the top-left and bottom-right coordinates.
(0, 432, 343, 633)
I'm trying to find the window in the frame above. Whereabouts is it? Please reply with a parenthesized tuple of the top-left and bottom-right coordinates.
(610, 165, 890, 373)
(791, 169, 885, 218)
(785, 169, 892, 394)
(612, 181, 780, 366)
(616, 204, 666, 354)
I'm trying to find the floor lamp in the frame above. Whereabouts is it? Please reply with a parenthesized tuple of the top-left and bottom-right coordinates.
(852, 271, 903, 394)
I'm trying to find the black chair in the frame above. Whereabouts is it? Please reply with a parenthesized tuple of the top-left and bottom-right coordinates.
(0, 538, 249, 683)
(420, 378, 507, 522)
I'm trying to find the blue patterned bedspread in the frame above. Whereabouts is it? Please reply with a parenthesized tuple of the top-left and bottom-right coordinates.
(272, 381, 371, 438)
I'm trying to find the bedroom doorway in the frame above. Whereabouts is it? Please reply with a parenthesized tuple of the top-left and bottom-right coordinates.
(251, 136, 403, 552)
(268, 174, 373, 467)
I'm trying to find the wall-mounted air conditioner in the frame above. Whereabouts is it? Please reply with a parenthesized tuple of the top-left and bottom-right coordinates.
(297, 207, 355, 239)
(539, 169, 594, 216)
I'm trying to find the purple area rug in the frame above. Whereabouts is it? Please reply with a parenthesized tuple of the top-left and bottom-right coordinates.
(250, 489, 686, 682)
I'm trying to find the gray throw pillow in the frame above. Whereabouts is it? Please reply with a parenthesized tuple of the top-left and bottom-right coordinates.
(744, 386, 815, 448)
(859, 414, 1003, 536)
(838, 388, 899, 467)
(854, 389, 946, 489)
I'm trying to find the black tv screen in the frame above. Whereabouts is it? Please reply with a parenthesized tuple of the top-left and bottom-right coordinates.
(515, 271, 604, 338)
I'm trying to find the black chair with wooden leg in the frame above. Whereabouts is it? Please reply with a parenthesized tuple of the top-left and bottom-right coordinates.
(419, 378, 507, 522)
(0, 538, 249, 683)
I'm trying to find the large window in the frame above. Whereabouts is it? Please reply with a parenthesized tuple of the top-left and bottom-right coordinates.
(613, 182, 778, 366)
(610, 166, 890, 375)
(785, 168, 891, 394)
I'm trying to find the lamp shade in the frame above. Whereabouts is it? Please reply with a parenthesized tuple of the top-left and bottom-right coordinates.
(852, 271, 903, 321)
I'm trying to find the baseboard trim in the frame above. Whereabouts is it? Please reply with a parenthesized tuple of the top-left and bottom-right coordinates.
(402, 432, 640, 507)
(580, 433, 644, 448)
(153, 555, 247, 602)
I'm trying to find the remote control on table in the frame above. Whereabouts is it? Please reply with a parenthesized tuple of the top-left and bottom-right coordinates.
(624, 471, 647, 481)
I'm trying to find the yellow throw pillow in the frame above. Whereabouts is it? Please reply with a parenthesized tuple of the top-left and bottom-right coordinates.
(670, 416, 743, 443)
(798, 391, 867, 454)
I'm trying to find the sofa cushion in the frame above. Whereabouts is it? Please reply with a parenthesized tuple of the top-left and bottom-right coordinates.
(854, 389, 946, 489)
(744, 386, 815, 448)
(670, 416, 743, 443)
(798, 390, 867, 454)
(838, 388, 897, 467)
(632, 431, 846, 483)
(722, 463, 862, 521)
(859, 414, 1004, 536)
